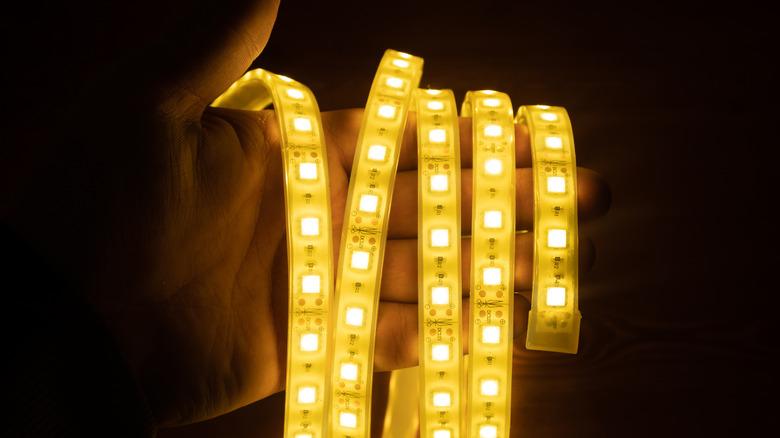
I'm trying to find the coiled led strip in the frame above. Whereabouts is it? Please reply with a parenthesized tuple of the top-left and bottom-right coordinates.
(462, 91, 516, 438)
(516, 105, 581, 354)
(329, 49, 423, 437)
(212, 69, 334, 438)
(414, 88, 463, 438)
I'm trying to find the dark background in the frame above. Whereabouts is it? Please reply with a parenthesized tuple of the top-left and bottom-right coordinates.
(167, 0, 778, 436)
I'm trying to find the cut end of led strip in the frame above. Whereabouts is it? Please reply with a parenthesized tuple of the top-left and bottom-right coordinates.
(462, 90, 516, 438)
(329, 49, 423, 438)
(415, 88, 463, 438)
(517, 105, 581, 354)
(212, 69, 334, 438)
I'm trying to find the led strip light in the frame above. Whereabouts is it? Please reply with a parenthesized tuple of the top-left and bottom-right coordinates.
(516, 105, 581, 354)
(329, 49, 423, 437)
(212, 70, 334, 438)
(414, 88, 463, 438)
(462, 91, 516, 438)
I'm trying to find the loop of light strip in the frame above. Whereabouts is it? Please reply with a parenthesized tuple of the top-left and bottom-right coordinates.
(212, 69, 335, 438)
(211, 49, 581, 438)
(329, 49, 423, 437)
(462, 91, 517, 438)
(414, 88, 463, 438)
(516, 105, 581, 354)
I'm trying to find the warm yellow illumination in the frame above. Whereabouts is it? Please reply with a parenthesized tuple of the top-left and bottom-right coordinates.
(484, 158, 503, 175)
(294, 433, 313, 438)
(432, 391, 452, 408)
(482, 98, 501, 107)
(286, 88, 305, 100)
(339, 412, 358, 429)
(431, 343, 450, 361)
(480, 379, 499, 397)
(481, 325, 501, 344)
(293, 117, 313, 132)
(301, 275, 321, 294)
(483, 210, 502, 229)
(430, 174, 449, 192)
(545, 135, 563, 149)
(546, 287, 566, 307)
(350, 250, 370, 270)
(392, 58, 410, 68)
(386, 76, 404, 89)
(297, 386, 317, 404)
(431, 286, 450, 305)
(479, 424, 498, 438)
(482, 267, 502, 286)
(345, 306, 365, 327)
(433, 429, 452, 438)
(547, 229, 567, 248)
(540, 112, 558, 121)
(484, 124, 503, 137)
(298, 162, 318, 180)
(430, 228, 450, 248)
(340, 362, 359, 381)
(358, 193, 379, 213)
(377, 104, 397, 119)
(427, 100, 445, 110)
(300, 217, 320, 236)
(367, 144, 388, 161)
(300, 333, 319, 352)
(429, 128, 447, 143)
(547, 176, 566, 193)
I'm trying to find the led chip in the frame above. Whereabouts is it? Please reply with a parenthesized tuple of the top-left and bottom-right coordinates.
(392, 58, 410, 68)
(350, 250, 370, 270)
(377, 104, 396, 119)
(433, 430, 451, 438)
(299, 333, 319, 352)
(432, 391, 451, 407)
(482, 267, 502, 286)
(297, 386, 316, 404)
(293, 117, 313, 132)
(340, 362, 359, 381)
(431, 343, 450, 361)
(545, 136, 563, 149)
(479, 424, 498, 438)
(547, 229, 567, 248)
(484, 124, 502, 137)
(547, 176, 566, 193)
(277, 75, 293, 83)
(367, 144, 388, 162)
(345, 306, 364, 327)
(430, 228, 450, 248)
(482, 98, 501, 107)
(540, 112, 559, 122)
(358, 194, 379, 213)
(431, 286, 450, 305)
(483, 210, 502, 229)
(295, 434, 313, 438)
(299, 162, 318, 180)
(430, 174, 449, 192)
(429, 128, 447, 143)
(339, 411, 357, 429)
(484, 158, 503, 175)
(547, 287, 566, 306)
(386, 76, 404, 89)
(482, 325, 501, 344)
(427, 100, 444, 111)
(300, 217, 320, 236)
(286, 88, 304, 100)
(480, 378, 499, 396)
(301, 274, 321, 294)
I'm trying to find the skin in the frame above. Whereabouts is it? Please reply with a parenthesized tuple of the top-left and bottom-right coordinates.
(3, 0, 610, 429)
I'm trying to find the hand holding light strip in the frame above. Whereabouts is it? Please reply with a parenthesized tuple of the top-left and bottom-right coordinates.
(516, 105, 581, 354)
(414, 88, 463, 438)
(329, 49, 423, 437)
(462, 91, 516, 438)
(211, 70, 335, 438)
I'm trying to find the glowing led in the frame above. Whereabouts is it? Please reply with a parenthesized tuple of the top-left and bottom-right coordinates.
(547, 287, 566, 307)
(299, 333, 319, 352)
(358, 194, 379, 213)
(427, 100, 445, 111)
(398, 51, 412, 58)
(298, 162, 318, 180)
(431, 343, 450, 361)
(429, 128, 447, 143)
(300, 217, 320, 236)
(345, 306, 365, 327)
(432, 391, 452, 407)
(430, 228, 450, 248)
(540, 112, 559, 121)
(547, 176, 566, 193)
(483, 210, 502, 229)
(433, 430, 451, 438)
(481, 90, 497, 95)
(479, 424, 498, 438)
(484, 124, 503, 137)
(340, 362, 359, 381)
(301, 274, 321, 294)
(431, 286, 450, 305)
(286, 88, 305, 100)
(548, 229, 567, 248)
(295, 434, 313, 438)
(484, 158, 503, 175)
(392, 58, 410, 68)
(377, 104, 397, 119)
(350, 250, 370, 270)
(426, 89, 442, 95)
(430, 174, 449, 192)
(482, 267, 502, 286)
(277, 75, 294, 83)
(293, 117, 313, 132)
(297, 386, 316, 404)
(482, 98, 501, 107)
(480, 378, 499, 396)
(339, 411, 357, 429)
(482, 325, 501, 344)
(545, 136, 563, 149)
(536, 104, 551, 109)
(367, 144, 388, 162)
(386, 76, 404, 89)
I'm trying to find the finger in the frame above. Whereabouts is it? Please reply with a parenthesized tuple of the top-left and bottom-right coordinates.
(374, 295, 531, 371)
(379, 233, 596, 303)
(320, 109, 532, 173)
(387, 167, 611, 238)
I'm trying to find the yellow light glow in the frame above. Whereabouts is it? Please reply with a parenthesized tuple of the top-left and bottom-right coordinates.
(298, 386, 317, 404)
(430, 228, 450, 248)
(298, 162, 318, 180)
(540, 112, 558, 121)
(479, 424, 498, 438)
(482, 98, 501, 107)
(430, 174, 449, 192)
(277, 75, 294, 83)
(545, 135, 563, 149)
(483, 210, 502, 229)
(484, 158, 503, 175)
(392, 58, 410, 68)
(293, 117, 313, 132)
(427, 100, 445, 110)
(350, 250, 370, 270)
(480, 379, 499, 396)
(482, 267, 502, 286)
(484, 124, 503, 137)
(294, 433, 313, 438)
(300, 333, 319, 352)
(482, 325, 501, 344)
(433, 429, 452, 438)
(546, 287, 566, 307)
(431, 286, 450, 305)
(367, 144, 388, 161)
(339, 412, 358, 429)
(301, 275, 321, 294)
(431, 343, 450, 361)
(300, 217, 320, 236)
(345, 306, 365, 327)
(286, 88, 305, 100)
(340, 362, 359, 381)
(358, 194, 379, 213)
(547, 229, 567, 248)
(429, 128, 447, 143)
(547, 176, 566, 193)
(386, 76, 404, 89)
(432, 391, 452, 408)
(377, 104, 397, 119)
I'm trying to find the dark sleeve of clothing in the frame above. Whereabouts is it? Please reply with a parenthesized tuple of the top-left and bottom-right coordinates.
(2, 226, 156, 437)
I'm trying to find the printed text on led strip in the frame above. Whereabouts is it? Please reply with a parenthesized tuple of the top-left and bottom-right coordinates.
(462, 91, 516, 438)
(329, 50, 423, 437)
(414, 89, 463, 438)
(516, 105, 581, 354)
(212, 70, 335, 438)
